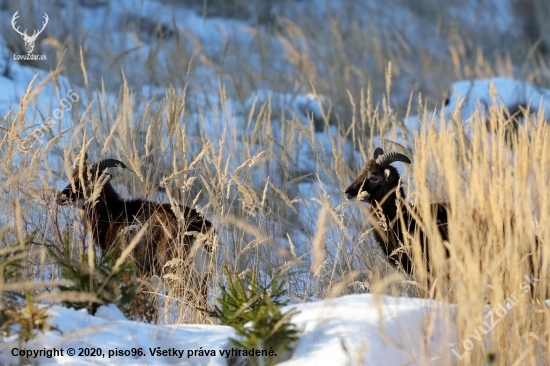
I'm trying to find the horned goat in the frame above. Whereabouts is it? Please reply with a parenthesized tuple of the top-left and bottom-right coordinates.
(56, 155, 215, 319)
(344, 148, 449, 291)
(345, 148, 543, 298)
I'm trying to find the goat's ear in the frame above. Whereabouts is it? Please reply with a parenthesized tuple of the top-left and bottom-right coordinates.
(101, 173, 113, 184)
(384, 169, 393, 182)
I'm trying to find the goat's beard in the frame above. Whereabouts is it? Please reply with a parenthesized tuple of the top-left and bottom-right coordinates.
(357, 190, 370, 201)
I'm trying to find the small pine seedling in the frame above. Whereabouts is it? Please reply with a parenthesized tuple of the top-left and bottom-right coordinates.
(47, 234, 139, 316)
(1, 231, 57, 342)
(209, 267, 300, 366)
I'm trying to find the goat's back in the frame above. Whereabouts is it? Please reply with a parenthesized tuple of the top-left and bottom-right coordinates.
(110, 200, 213, 277)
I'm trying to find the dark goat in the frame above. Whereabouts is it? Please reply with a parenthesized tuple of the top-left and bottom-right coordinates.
(56, 156, 215, 316)
(345, 148, 544, 299)
(344, 148, 450, 288)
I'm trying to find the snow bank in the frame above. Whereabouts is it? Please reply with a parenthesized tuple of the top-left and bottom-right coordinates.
(0, 304, 234, 365)
(390, 77, 550, 148)
(280, 294, 455, 366)
(0, 294, 457, 365)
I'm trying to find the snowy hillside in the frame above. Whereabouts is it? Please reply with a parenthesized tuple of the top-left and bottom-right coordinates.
(392, 77, 550, 147)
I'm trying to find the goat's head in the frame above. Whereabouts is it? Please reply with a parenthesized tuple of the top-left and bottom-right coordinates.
(344, 148, 411, 203)
(57, 156, 126, 208)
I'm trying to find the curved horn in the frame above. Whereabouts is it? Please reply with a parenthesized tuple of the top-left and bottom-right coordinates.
(376, 152, 412, 168)
(373, 147, 384, 159)
(93, 159, 126, 173)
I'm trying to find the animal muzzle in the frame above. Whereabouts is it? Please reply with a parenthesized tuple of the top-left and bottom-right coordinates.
(344, 191, 356, 201)
(56, 192, 71, 206)
(344, 187, 369, 201)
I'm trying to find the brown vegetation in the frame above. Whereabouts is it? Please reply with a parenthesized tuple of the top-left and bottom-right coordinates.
(56, 155, 215, 319)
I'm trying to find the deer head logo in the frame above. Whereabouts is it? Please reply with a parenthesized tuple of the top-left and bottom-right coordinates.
(11, 11, 49, 54)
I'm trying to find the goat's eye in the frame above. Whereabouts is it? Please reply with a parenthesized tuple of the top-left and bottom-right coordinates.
(368, 177, 379, 183)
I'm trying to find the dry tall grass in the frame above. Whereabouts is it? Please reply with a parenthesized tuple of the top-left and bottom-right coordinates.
(2, 68, 550, 362)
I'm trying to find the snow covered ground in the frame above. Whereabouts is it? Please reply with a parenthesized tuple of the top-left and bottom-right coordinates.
(382, 76, 550, 152)
(0, 294, 458, 366)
